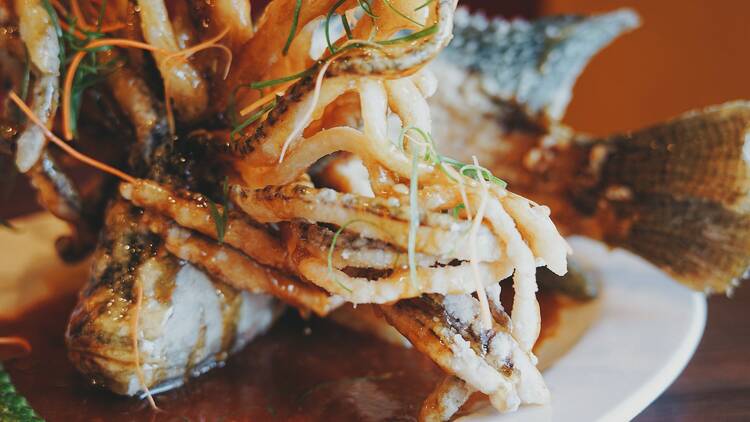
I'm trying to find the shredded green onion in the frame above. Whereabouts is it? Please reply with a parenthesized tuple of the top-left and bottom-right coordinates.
(357, 0, 378, 18)
(19, 48, 30, 103)
(458, 164, 508, 188)
(325, 0, 348, 54)
(451, 203, 465, 218)
(414, 0, 435, 11)
(40, 0, 65, 66)
(327, 220, 368, 293)
(13, 46, 32, 123)
(96, 0, 107, 31)
(383, 0, 424, 27)
(377, 24, 437, 45)
(249, 66, 317, 90)
(282, 0, 303, 55)
(341, 13, 353, 39)
(408, 147, 420, 288)
(42, 2, 120, 138)
(230, 97, 277, 140)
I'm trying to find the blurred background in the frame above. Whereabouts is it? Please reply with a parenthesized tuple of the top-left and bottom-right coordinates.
(467, 0, 750, 136)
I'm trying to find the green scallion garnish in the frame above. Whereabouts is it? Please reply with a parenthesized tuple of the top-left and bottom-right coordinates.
(383, 0, 424, 27)
(327, 220, 366, 293)
(451, 203, 465, 218)
(341, 13, 353, 39)
(377, 24, 437, 45)
(325, 0, 348, 54)
(207, 177, 230, 244)
(249, 66, 317, 90)
(357, 0, 378, 18)
(414, 0, 435, 11)
(282, 0, 303, 55)
(230, 96, 277, 140)
(408, 147, 420, 288)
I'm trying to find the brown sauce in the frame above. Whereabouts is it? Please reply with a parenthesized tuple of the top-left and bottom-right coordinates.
(0, 291, 563, 422)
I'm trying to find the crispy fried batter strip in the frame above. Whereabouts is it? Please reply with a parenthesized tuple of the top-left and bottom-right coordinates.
(230, 181, 501, 261)
(294, 254, 513, 304)
(482, 196, 541, 353)
(210, 0, 253, 47)
(15, 0, 60, 75)
(287, 222, 438, 270)
(137, 0, 208, 121)
(120, 180, 288, 270)
(382, 293, 549, 415)
(104, 53, 166, 165)
(142, 212, 342, 316)
(235, 126, 437, 188)
(380, 298, 521, 411)
(227, 0, 353, 95)
(120, 181, 513, 303)
(419, 376, 474, 422)
(229, 0, 455, 159)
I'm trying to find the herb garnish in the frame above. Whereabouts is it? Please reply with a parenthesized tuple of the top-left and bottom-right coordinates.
(377, 24, 437, 45)
(414, 0, 436, 11)
(282, 0, 303, 55)
(207, 177, 230, 244)
(341, 13, 353, 39)
(357, 0, 378, 18)
(41, 0, 66, 66)
(451, 203, 465, 218)
(325, 0, 348, 54)
(42, 0, 122, 138)
(232, 3, 440, 138)
(383, 0, 424, 27)
(230, 96, 278, 141)
(408, 146, 420, 288)
(327, 219, 368, 293)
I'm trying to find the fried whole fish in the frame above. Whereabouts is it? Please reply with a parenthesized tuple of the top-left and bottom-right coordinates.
(6, 3, 746, 421)
(430, 8, 750, 294)
(64, 98, 283, 396)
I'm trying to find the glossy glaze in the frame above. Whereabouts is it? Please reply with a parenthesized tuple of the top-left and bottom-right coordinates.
(0, 289, 562, 421)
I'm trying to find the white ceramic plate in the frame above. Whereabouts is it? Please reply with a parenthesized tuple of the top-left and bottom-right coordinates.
(1, 215, 706, 421)
(463, 236, 706, 422)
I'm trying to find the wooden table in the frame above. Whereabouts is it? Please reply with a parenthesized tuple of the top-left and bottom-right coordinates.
(3, 180, 749, 420)
(636, 287, 750, 421)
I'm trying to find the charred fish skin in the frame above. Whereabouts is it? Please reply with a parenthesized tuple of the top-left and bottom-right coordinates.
(66, 199, 283, 396)
(66, 200, 165, 395)
(66, 132, 283, 396)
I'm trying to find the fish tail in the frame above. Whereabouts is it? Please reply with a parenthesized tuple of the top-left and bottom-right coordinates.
(575, 101, 750, 294)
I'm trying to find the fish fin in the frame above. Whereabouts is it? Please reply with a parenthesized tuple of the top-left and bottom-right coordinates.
(583, 101, 750, 294)
(441, 8, 640, 121)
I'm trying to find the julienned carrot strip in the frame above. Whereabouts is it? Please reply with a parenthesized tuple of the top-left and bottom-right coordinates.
(52, 0, 126, 34)
(62, 39, 169, 141)
(9, 92, 136, 184)
(70, 0, 89, 28)
(0, 337, 32, 354)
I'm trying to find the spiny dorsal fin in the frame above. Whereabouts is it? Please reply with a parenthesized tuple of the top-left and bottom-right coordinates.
(441, 8, 640, 121)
